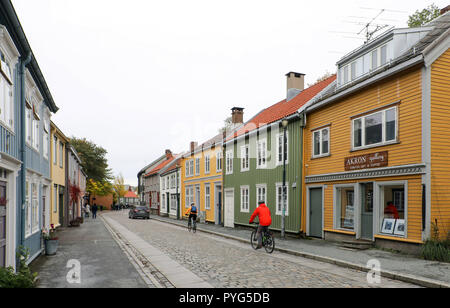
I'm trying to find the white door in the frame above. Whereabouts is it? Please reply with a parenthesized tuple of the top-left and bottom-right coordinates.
(224, 189, 234, 228)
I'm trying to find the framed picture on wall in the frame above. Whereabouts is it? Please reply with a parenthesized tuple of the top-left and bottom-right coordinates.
(381, 218, 396, 234)
(394, 219, 406, 236)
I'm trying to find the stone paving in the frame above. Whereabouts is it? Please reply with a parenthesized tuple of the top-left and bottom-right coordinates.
(104, 211, 419, 288)
(31, 215, 148, 288)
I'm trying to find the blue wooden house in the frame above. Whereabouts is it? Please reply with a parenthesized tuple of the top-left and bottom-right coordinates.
(0, 0, 58, 270)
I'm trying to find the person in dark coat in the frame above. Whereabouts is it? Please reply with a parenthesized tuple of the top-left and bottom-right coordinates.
(92, 204, 99, 219)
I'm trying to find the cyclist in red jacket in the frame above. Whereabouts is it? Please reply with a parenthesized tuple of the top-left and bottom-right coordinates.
(249, 201, 272, 249)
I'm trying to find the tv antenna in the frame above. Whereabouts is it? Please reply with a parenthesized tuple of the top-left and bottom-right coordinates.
(357, 9, 390, 43)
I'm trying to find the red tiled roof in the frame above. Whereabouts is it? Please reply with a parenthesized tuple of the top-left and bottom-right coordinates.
(161, 158, 181, 176)
(229, 75, 336, 140)
(124, 189, 138, 198)
(144, 155, 177, 177)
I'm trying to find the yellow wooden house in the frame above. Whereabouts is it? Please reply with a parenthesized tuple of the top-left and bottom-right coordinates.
(300, 14, 449, 253)
(50, 121, 69, 228)
(181, 135, 224, 224)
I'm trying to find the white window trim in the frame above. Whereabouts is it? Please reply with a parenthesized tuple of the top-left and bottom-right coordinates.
(276, 132, 289, 166)
(257, 138, 267, 169)
(216, 151, 222, 172)
(195, 157, 200, 176)
(333, 183, 359, 232)
(205, 155, 210, 175)
(226, 150, 233, 175)
(275, 182, 289, 216)
(240, 145, 250, 172)
(240, 185, 250, 213)
(374, 180, 408, 239)
(255, 184, 267, 208)
(351, 106, 398, 151)
(205, 183, 211, 210)
(312, 127, 330, 158)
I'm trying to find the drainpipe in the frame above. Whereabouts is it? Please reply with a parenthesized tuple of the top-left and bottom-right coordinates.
(20, 52, 32, 246)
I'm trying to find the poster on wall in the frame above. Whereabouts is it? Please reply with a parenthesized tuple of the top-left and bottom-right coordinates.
(343, 205, 354, 228)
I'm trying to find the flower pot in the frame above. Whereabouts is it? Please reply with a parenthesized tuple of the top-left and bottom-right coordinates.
(45, 239, 59, 256)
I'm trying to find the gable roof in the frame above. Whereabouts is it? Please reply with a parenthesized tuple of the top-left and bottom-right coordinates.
(228, 74, 336, 140)
(124, 189, 138, 199)
(144, 154, 177, 177)
(160, 157, 182, 176)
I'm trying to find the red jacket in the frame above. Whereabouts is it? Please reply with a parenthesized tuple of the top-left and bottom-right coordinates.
(249, 203, 272, 227)
(384, 204, 399, 219)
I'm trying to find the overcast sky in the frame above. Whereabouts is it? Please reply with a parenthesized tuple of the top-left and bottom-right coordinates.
(10, 0, 448, 186)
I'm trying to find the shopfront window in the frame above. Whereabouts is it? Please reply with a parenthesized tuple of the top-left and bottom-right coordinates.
(335, 186, 355, 230)
(379, 183, 406, 237)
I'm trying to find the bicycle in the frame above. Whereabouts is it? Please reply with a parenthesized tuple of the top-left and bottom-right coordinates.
(250, 223, 275, 253)
(187, 215, 197, 233)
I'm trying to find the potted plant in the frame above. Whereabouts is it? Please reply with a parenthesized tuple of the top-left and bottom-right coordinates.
(42, 224, 59, 256)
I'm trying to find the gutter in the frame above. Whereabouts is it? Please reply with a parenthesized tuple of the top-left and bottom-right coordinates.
(20, 52, 32, 246)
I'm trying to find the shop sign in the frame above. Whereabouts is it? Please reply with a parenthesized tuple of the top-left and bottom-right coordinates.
(345, 151, 388, 171)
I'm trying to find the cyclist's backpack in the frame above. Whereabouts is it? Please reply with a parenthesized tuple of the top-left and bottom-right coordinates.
(191, 205, 197, 213)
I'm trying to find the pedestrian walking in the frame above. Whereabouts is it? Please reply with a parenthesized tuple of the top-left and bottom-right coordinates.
(85, 204, 90, 218)
(92, 203, 98, 219)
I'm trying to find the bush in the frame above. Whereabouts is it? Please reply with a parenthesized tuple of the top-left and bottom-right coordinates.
(0, 246, 37, 288)
(422, 240, 450, 263)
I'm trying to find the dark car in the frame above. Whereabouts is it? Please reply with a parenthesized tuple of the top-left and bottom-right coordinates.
(129, 206, 150, 220)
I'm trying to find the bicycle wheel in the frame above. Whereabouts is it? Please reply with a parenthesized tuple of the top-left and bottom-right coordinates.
(188, 221, 192, 232)
(193, 221, 197, 233)
(264, 233, 275, 254)
(250, 231, 258, 250)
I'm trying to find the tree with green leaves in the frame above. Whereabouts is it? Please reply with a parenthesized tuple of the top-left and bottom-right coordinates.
(113, 173, 127, 203)
(408, 4, 440, 28)
(70, 137, 113, 183)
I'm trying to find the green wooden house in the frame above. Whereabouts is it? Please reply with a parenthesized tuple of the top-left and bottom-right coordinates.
(223, 73, 336, 234)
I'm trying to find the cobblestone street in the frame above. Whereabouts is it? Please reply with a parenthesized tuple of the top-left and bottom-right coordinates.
(103, 211, 419, 288)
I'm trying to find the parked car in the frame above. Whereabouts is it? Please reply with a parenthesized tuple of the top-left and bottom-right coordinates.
(129, 206, 150, 219)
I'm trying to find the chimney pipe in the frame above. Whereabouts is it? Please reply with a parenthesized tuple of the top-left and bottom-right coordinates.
(190, 142, 198, 153)
(231, 107, 244, 125)
(165, 149, 172, 159)
(286, 72, 305, 102)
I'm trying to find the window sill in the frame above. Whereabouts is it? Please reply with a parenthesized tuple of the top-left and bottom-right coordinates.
(311, 154, 330, 160)
(351, 140, 400, 153)
(240, 169, 250, 173)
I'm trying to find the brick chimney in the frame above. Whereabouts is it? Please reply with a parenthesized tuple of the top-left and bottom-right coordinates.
(190, 142, 198, 153)
(441, 5, 450, 15)
(231, 107, 244, 125)
(286, 72, 305, 102)
(165, 149, 172, 159)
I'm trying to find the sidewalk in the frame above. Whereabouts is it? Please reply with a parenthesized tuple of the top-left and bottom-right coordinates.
(31, 216, 148, 288)
(151, 215, 450, 288)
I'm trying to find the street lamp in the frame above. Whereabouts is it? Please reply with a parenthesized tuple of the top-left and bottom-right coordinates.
(281, 119, 289, 239)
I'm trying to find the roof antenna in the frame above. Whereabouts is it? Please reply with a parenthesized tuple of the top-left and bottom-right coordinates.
(357, 9, 390, 43)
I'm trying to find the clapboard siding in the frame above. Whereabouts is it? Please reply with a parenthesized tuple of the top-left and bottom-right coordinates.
(430, 48, 450, 240)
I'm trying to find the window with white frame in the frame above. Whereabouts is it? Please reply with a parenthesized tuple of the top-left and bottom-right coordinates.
(166, 177, 169, 190)
(257, 139, 267, 168)
(26, 106, 32, 144)
(43, 120, 49, 160)
(378, 182, 406, 237)
(185, 161, 190, 177)
(189, 160, 194, 177)
(205, 184, 211, 210)
(216, 152, 222, 172)
(226, 150, 233, 174)
(241, 145, 249, 172)
(0, 52, 13, 131)
(195, 158, 200, 175)
(353, 106, 397, 150)
(161, 194, 166, 210)
(25, 180, 31, 237)
(312, 127, 330, 158)
(205, 155, 210, 174)
(161, 177, 165, 190)
(32, 182, 39, 233)
(240, 186, 249, 213)
(53, 184, 57, 213)
(53, 136, 57, 165)
(256, 184, 267, 206)
(276, 183, 289, 216)
(59, 142, 64, 168)
(335, 185, 355, 231)
(185, 186, 194, 208)
(276, 132, 288, 165)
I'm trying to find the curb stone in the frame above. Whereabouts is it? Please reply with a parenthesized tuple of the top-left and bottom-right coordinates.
(150, 215, 450, 288)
